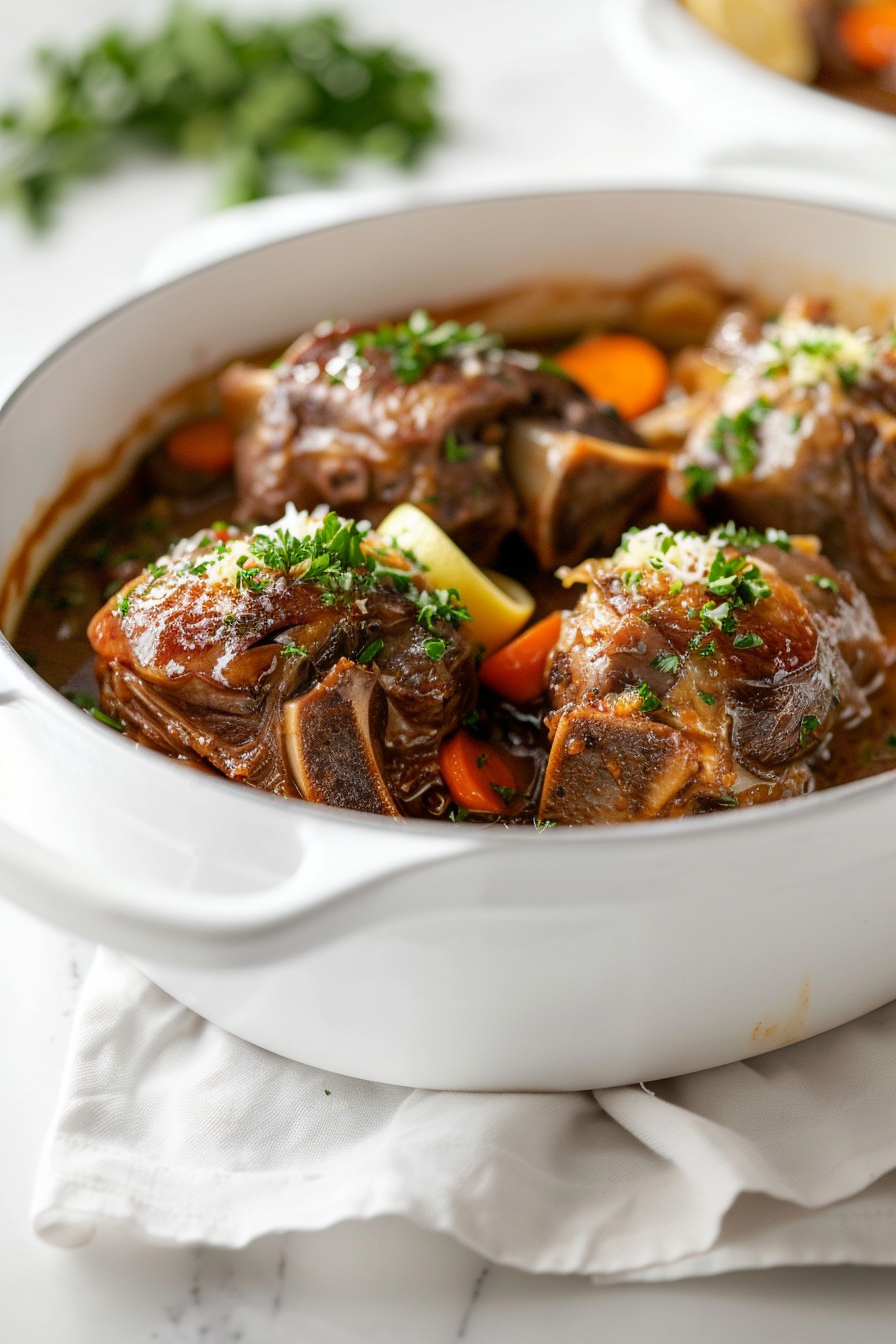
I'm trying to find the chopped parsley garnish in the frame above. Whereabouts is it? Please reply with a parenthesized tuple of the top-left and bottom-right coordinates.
(809, 574, 839, 595)
(636, 682, 663, 712)
(357, 637, 383, 664)
(417, 587, 472, 632)
(476, 753, 488, 769)
(533, 818, 557, 831)
(462, 709, 483, 734)
(697, 690, 716, 705)
(343, 309, 502, 385)
(424, 636, 447, 661)
(711, 521, 791, 552)
(706, 550, 772, 604)
(649, 652, 680, 674)
(117, 592, 130, 617)
(700, 600, 737, 635)
(491, 783, 517, 805)
(682, 464, 717, 504)
(443, 433, 471, 462)
(249, 511, 366, 582)
(732, 632, 765, 649)
(705, 397, 771, 480)
(153, 510, 471, 649)
(449, 806, 470, 823)
(234, 557, 267, 593)
(800, 714, 821, 749)
(281, 642, 309, 658)
(718, 793, 739, 808)
(621, 569, 642, 589)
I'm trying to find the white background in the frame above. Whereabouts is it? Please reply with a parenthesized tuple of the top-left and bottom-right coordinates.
(5, 1, 896, 1338)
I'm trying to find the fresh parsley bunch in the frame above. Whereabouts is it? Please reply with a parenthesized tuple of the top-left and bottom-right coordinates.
(0, 4, 443, 228)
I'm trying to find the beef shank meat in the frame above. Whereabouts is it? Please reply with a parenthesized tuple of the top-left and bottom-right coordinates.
(223, 311, 660, 569)
(540, 521, 890, 825)
(88, 507, 476, 815)
(669, 297, 896, 596)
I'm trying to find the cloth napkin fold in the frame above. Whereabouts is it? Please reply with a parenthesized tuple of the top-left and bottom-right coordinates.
(31, 948, 896, 1282)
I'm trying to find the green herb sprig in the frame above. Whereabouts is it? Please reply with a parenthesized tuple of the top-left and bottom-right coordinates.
(342, 309, 502, 386)
(0, 6, 443, 229)
(682, 399, 771, 503)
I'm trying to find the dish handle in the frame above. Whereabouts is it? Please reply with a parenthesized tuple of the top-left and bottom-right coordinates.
(0, 805, 480, 968)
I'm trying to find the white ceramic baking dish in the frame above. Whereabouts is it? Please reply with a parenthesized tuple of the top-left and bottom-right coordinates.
(3, 184, 896, 1091)
(601, 0, 896, 207)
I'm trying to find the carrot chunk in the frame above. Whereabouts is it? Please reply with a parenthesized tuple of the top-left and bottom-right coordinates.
(479, 611, 562, 704)
(165, 418, 235, 474)
(439, 730, 519, 814)
(555, 333, 669, 420)
(837, 2, 896, 69)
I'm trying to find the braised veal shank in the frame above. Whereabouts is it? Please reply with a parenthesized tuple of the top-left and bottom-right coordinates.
(88, 509, 476, 815)
(541, 523, 891, 825)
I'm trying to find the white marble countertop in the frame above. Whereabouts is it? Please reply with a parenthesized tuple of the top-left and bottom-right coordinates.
(5, 0, 896, 1336)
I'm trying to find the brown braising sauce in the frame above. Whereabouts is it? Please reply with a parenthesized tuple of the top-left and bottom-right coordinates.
(10, 272, 896, 818)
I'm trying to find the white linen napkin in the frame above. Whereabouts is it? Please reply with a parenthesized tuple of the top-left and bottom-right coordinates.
(31, 948, 896, 1281)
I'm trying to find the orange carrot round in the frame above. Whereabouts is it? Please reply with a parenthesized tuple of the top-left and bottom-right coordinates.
(479, 612, 562, 704)
(439, 730, 519, 814)
(165, 418, 235, 474)
(837, 1, 896, 68)
(555, 333, 669, 420)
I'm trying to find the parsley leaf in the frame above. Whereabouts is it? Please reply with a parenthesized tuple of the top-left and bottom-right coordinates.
(423, 636, 447, 660)
(344, 310, 502, 385)
(706, 398, 770, 479)
(357, 637, 383, 664)
(649, 652, 680, 674)
(443, 433, 471, 462)
(800, 714, 821, 748)
(636, 682, 663, 712)
(682, 464, 717, 504)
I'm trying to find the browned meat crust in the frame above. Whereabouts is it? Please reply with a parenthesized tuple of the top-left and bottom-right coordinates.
(88, 520, 476, 814)
(540, 525, 891, 825)
(670, 298, 896, 596)
(223, 318, 644, 567)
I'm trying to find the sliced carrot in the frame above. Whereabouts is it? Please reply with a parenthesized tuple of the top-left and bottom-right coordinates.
(654, 478, 706, 533)
(555, 333, 669, 420)
(165, 418, 235, 474)
(837, 2, 896, 69)
(479, 612, 562, 704)
(439, 730, 519, 815)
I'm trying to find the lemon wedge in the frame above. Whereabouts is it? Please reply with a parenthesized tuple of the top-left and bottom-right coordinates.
(378, 504, 534, 656)
(682, 0, 817, 83)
